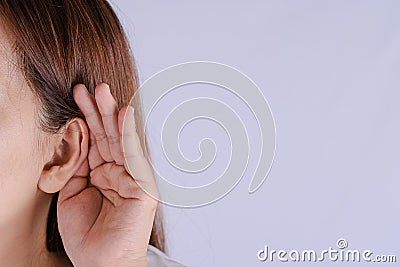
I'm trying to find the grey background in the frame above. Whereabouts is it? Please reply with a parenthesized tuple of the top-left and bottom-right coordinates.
(111, 1, 400, 266)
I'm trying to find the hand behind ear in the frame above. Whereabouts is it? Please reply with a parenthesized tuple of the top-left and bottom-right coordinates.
(38, 118, 89, 194)
(56, 83, 157, 266)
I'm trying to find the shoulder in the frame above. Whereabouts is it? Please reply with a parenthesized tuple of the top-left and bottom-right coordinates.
(146, 245, 187, 267)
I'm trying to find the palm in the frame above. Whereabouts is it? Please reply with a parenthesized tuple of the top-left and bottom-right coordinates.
(57, 84, 156, 266)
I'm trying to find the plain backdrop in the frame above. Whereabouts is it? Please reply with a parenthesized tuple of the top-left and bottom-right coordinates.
(111, 1, 400, 266)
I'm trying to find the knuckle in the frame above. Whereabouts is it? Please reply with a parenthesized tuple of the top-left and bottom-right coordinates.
(100, 112, 116, 119)
(107, 134, 120, 145)
(94, 131, 107, 142)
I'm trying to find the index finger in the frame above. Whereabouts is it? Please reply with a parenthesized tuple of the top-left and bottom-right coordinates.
(73, 84, 113, 163)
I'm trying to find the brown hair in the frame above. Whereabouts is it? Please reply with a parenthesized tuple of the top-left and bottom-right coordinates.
(0, 0, 165, 259)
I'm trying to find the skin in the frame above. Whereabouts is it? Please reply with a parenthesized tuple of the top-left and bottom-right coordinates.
(0, 25, 157, 266)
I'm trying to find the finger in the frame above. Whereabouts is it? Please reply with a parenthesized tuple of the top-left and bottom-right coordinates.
(96, 187, 122, 207)
(90, 163, 150, 201)
(95, 83, 124, 165)
(73, 84, 113, 162)
(88, 131, 105, 169)
(119, 106, 158, 198)
(118, 106, 144, 160)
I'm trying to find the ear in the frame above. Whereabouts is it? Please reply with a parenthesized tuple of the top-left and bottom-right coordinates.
(38, 118, 89, 194)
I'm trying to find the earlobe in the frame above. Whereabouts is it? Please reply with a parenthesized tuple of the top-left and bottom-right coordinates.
(38, 118, 89, 194)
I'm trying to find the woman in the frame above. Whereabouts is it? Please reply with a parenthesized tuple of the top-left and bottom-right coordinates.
(0, 0, 184, 266)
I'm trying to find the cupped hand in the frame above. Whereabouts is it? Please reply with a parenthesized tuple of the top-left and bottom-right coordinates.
(57, 83, 157, 267)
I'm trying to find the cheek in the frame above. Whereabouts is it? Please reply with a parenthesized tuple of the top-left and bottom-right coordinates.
(0, 105, 43, 227)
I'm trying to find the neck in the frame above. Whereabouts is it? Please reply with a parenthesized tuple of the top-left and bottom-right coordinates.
(0, 191, 71, 267)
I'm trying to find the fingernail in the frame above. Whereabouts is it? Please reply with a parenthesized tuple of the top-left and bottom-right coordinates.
(104, 83, 111, 93)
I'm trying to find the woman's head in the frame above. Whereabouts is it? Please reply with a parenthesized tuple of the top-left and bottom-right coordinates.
(0, 0, 164, 259)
